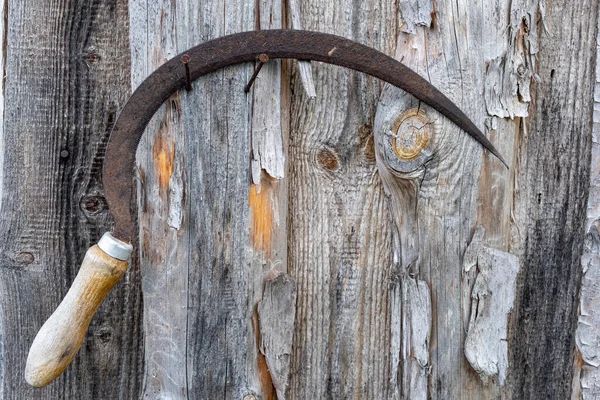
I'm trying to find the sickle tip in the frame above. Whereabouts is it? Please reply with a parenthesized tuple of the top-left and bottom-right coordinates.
(483, 141, 509, 169)
(497, 153, 509, 169)
(464, 125, 509, 169)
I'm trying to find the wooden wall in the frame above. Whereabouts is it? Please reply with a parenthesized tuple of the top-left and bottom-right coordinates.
(0, 0, 598, 398)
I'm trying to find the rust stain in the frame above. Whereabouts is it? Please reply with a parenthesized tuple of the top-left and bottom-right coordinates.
(253, 310, 276, 400)
(571, 349, 584, 399)
(249, 180, 274, 256)
(152, 129, 175, 191)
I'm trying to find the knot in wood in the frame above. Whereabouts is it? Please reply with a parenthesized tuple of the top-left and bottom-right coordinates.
(392, 109, 430, 161)
(84, 46, 101, 64)
(80, 195, 107, 216)
(15, 252, 35, 265)
(317, 148, 340, 171)
(96, 326, 113, 344)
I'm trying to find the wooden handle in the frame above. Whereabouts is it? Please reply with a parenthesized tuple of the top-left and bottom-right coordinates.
(25, 245, 128, 387)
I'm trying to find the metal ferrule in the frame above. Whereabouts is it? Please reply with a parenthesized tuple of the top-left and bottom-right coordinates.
(97, 232, 133, 261)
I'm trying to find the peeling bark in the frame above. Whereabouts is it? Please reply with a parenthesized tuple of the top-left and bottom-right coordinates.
(577, 226, 600, 399)
(258, 273, 297, 400)
(250, 0, 284, 184)
(483, 1, 544, 119)
(398, 0, 433, 34)
(401, 278, 431, 399)
(464, 226, 519, 386)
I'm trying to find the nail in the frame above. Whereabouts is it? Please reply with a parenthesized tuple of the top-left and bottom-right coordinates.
(181, 54, 192, 91)
(244, 54, 269, 93)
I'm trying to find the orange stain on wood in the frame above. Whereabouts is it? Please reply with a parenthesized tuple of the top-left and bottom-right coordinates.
(248, 181, 274, 256)
(152, 131, 175, 191)
(253, 311, 276, 400)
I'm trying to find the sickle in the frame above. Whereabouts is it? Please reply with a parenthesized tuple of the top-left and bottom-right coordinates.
(25, 29, 506, 387)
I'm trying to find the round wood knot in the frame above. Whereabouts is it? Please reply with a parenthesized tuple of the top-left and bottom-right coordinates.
(84, 46, 101, 64)
(96, 327, 113, 344)
(80, 195, 107, 216)
(317, 148, 340, 171)
(15, 252, 34, 265)
(391, 109, 431, 161)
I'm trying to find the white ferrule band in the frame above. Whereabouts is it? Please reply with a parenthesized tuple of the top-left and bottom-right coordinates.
(97, 232, 133, 261)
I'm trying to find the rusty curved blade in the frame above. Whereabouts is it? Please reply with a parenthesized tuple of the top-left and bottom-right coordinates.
(104, 29, 507, 242)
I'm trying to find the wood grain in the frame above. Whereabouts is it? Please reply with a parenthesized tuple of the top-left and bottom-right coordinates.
(510, 0, 597, 398)
(376, 1, 495, 396)
(0, 0, 597, 398)
(0, 0, 143, 398)
(130, 0, 283, 398)
(248, 1, 292, 399)
(575, 8, 600, 398)
(287, 0, 397, 398)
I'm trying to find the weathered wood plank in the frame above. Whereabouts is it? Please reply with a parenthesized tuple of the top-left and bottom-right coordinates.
(576, 226, 600, 399)
(129, 0, 284, 398)
(250, 0, 284, 184)
(376, 3, 486, 398)
(509, 0, 596, 397)
(574, 7, 600, 399)
(0, 0, 143, 397)
(374, 0, 533, 398)
(373, 97, 431, 399)
(287, 0, 397, 398)
(0, 0, 4, 217)
(129, 1, 191, 396)
(247, 1, 291, 399)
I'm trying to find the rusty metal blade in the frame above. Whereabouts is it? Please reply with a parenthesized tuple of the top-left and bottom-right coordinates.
(104, 29, 507, 242)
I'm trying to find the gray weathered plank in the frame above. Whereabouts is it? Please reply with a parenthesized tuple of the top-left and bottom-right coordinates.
(250, 0, 284, 184)
(576, 227, 600, 399)
(128, 0, 284, 398)
(286, 0, 397, 398)
(247, 1, 292, 399)
(373, 96, 432, 399)
(0, 0, 143, 397)
(129, 0, 192, 396)
(574, 5, 600, 399)
(509, 0, 596, 398)
(376, 1, 496, 396)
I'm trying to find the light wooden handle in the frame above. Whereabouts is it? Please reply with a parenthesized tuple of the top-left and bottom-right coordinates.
(25, 244, 129, 387)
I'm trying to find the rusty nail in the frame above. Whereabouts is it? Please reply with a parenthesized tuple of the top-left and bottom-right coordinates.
(181, 54, 192, 92)
(244, 53, 269, 93)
